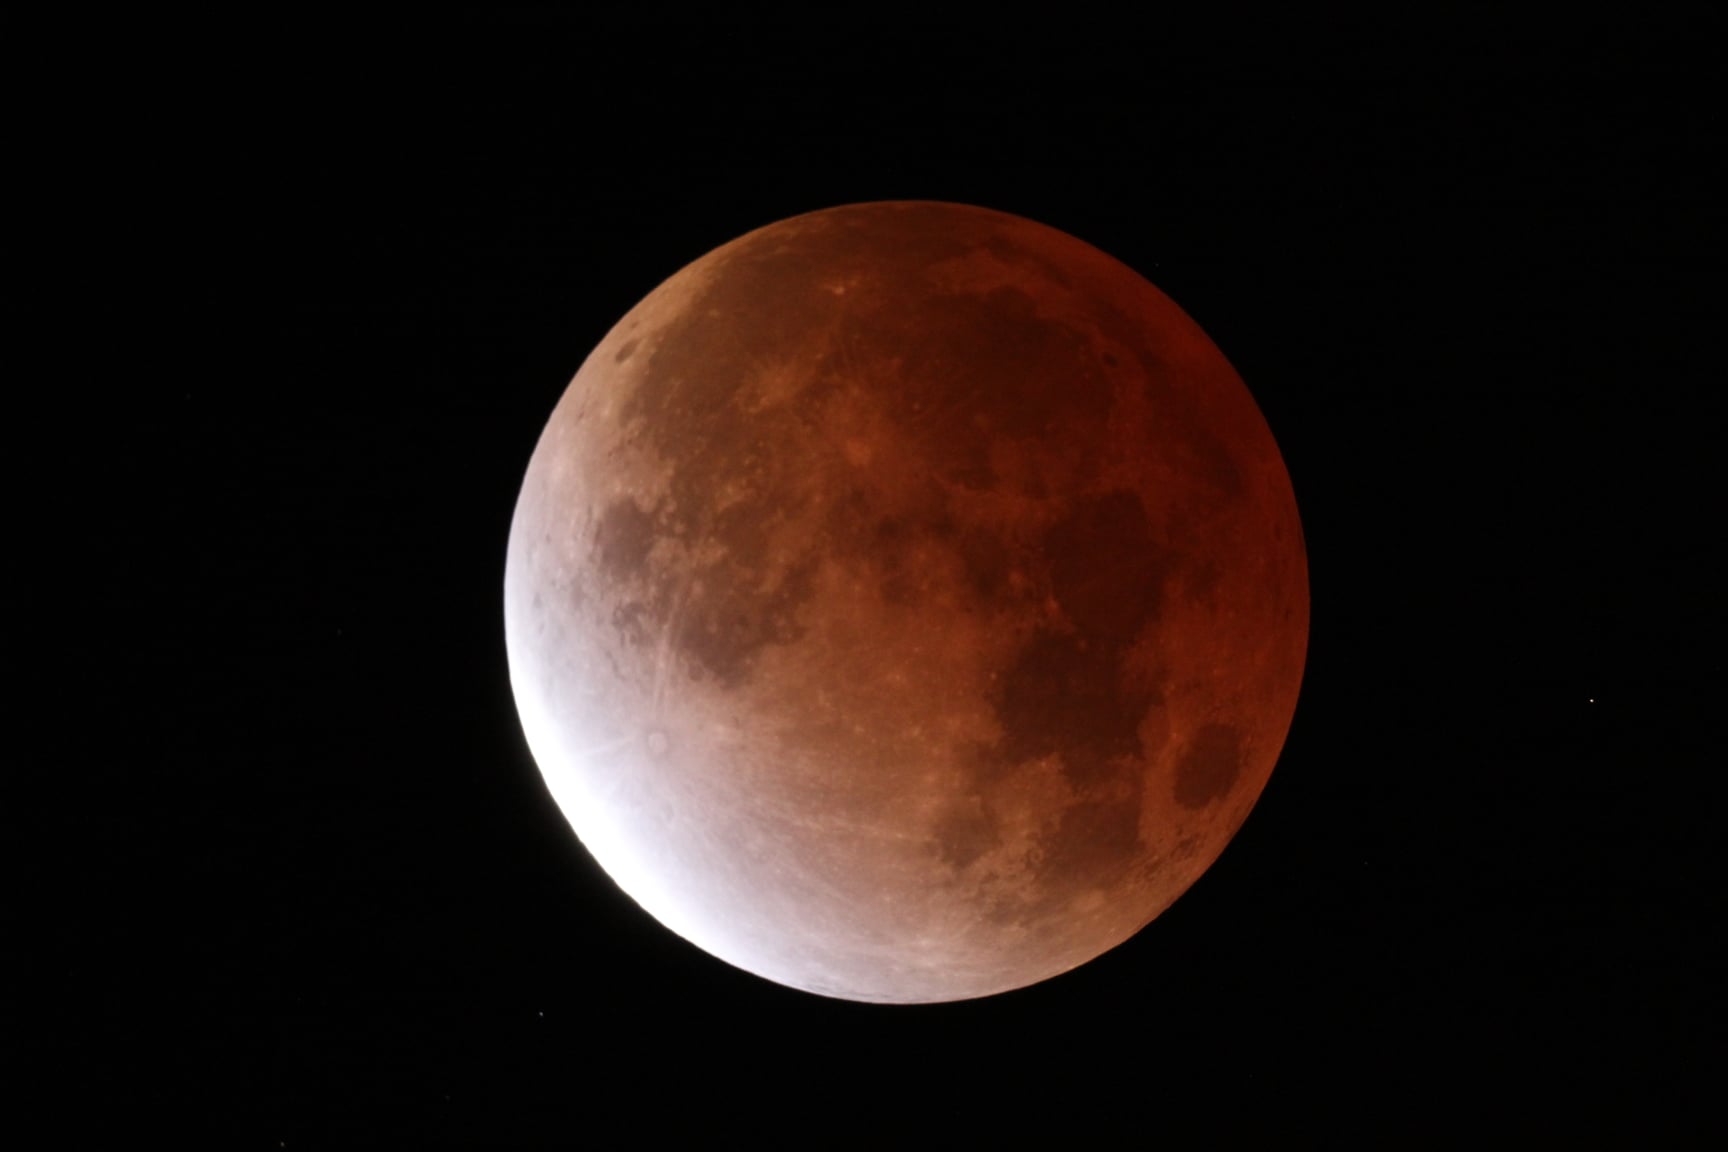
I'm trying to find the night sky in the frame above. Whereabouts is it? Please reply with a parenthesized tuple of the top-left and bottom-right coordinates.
(37, 11, 1720, 1145)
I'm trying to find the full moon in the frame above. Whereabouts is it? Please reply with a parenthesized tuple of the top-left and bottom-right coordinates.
(505, 202, 1307, 1003)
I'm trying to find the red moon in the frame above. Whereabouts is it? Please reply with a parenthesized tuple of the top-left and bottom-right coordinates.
(505, 202, 1307, 1002)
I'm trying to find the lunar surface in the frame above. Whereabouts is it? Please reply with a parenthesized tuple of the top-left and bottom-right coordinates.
(505, 201, 1307, 1003)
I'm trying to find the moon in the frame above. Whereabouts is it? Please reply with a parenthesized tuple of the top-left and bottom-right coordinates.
(504, 201, 1307, 1003)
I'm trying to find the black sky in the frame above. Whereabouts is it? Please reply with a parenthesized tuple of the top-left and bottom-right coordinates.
(34, 10, 1722, 1146)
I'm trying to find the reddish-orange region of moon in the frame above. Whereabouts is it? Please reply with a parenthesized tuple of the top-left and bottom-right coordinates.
(504, 201, 1308, 1003)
